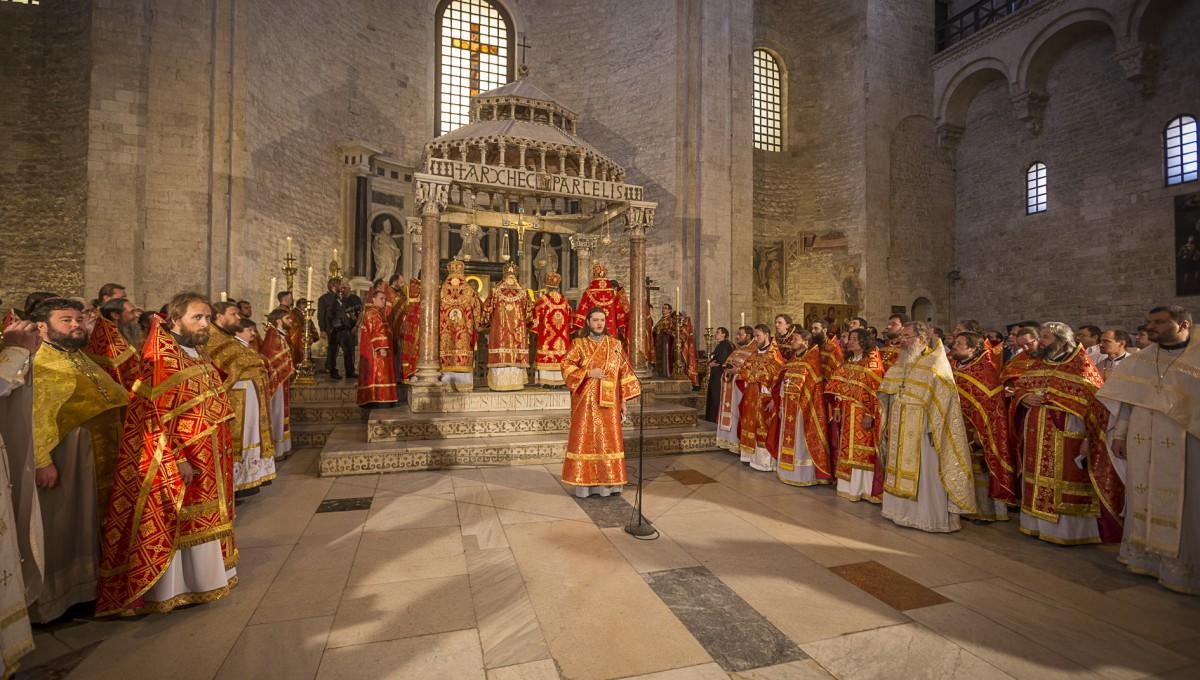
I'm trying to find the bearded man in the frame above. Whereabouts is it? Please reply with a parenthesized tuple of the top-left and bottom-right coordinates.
(826, 328, 885, 502)
(715, 326, 754, 455)
(879, 313, 908, 371)
(262, 308, 295, 458)
(1010, 322, 1123, 545)
(207, 302, 275, 495)
(28, 298, 127, 621)
(771, 329, 832, 486)
(736, 324, 785, 471)
(877, 321, 976, 532)
(950, 331, 1017, 521)
(97, 292, 238, 616)
(85, 297, 142, 390)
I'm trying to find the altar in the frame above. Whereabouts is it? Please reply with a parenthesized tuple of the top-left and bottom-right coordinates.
(315, 69, 715, 476)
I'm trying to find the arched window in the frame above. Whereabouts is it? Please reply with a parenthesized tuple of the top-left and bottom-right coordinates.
(752, 49, 783, 152)
(1026, 162, 1047, 214)
(436, 0, 514, 136)
(1165, 115, 1198, 186)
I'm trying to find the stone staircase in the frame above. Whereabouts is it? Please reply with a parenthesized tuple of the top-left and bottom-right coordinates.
(306, 377, 719, 477)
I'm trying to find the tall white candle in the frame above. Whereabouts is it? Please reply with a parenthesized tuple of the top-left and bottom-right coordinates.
(675, 286, 680, 312)
(306, 267, 313, 301)
(286, 236, 292, 256)
(220, 291, 227, 302)
(269, 277, 277, 309)
(332, 248, 338, 263)
(706, 299, 711, 329)
(740, 312, 745, 327)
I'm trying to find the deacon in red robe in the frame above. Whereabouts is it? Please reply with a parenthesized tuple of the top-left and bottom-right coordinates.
(950, 331, 1017, 521)
(531, 272, 572, 387)
(357, 288, 398, 407)
(573, 263, 625, 341)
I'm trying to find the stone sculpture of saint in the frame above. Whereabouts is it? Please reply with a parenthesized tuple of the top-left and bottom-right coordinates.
(372, 218, 401, 284)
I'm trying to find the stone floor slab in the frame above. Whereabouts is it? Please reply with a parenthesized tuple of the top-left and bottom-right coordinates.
(317, 629, 485, 680)
(327, 575, 476, 649)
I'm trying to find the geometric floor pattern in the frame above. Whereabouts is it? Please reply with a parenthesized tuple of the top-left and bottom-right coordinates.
(23, 449, 1200, 679)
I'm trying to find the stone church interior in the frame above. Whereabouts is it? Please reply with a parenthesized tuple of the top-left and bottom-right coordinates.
(1, 0, 1199, 679)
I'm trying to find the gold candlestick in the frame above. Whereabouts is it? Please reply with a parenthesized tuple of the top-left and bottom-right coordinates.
(700, 326, 715, 395)
(329, 255, 341, 280)
(670, 311, 689, 381)
(294, 305, 317, 385)
(282, 253, 298, 293)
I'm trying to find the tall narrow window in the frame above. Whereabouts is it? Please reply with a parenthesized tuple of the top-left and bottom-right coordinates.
(1026, 162, 1047, 214)
(752, 49, 783, 152)
(436, 0, 513, 136)
(1165, 115, 1198, 186)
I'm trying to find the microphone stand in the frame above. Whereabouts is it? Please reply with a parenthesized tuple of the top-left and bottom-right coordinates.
(625, 387, 656, 537)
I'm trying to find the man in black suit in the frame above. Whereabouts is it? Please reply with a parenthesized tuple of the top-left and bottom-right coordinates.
(317, 277, 357, 379)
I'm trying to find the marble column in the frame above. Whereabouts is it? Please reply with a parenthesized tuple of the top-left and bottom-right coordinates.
(627, 201, 656, 378)
(569, 235, 597, 295)
(412, 174, 449, 385)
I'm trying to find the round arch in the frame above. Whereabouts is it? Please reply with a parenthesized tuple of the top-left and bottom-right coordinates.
(937, 57, 1011, 131)
(1015, 8, 1118, 94)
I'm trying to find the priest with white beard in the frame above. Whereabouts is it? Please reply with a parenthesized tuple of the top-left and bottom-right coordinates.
(877, 321, 976, 532)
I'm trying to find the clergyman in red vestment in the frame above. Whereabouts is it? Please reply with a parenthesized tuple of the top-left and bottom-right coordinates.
(358, 288, 398, 407)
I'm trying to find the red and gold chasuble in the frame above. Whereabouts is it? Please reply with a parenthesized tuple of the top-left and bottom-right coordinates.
(261, 325, 293, 443)
(84, 316, 142, 391)
(681, 315, 700, 387)
(736, 344, 784, 454)
(1010, 346, 1122, 527)
(573, 279, 626, 340)
(531, 289, 573, 370)
(643, 302, 655, 365)
(96, 325, 237, 616)
(879, 343, 900, 371)
(275, 305, 306, 365)
(616, 288, 632, 351)
(826, 349, 884, 481)
(999, 351, 1035, 384)
(483, 276, 534, 368)
(561, 335, 641, 487)
(357, 306, 397, 406)
(401, 279, 421, 382)
(954, 352, 1017, 503)
(387, 281, 408, 358)
(815, 338, 844, 382)
(439, 276, 481, 373)
(772, 348, 832, 480)
(206, 329, 275, 464)
(717, 344, 754, 432)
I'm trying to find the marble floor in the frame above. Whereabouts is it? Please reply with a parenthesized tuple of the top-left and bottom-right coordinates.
(20, 449, 1200, 680)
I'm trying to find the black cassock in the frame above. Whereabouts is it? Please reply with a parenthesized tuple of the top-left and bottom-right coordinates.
(704, 339, 735, 422)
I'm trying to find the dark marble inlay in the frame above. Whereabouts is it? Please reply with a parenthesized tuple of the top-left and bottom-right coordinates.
(644, 566, 807, 672)
(316, 496, 373, 513)
(830, 561, 951, 611)
(571, 493, 637, 528)
(18, 640, 102, 680)
(665, 469, 717, 485)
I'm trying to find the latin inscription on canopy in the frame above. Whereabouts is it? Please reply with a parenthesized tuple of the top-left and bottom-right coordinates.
(427, 159, 643, 202)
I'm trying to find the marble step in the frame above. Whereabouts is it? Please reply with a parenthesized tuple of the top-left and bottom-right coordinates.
(642, 378, 701, 395)
(289, 382, 358, 404)
(290, 422, 334, 449)
(366, 403, 698, 442)
(656, 393, 706, 412)
(291, 401, 363, 424)
(318, 423, 720, 477)
(408, 385, 657, 413)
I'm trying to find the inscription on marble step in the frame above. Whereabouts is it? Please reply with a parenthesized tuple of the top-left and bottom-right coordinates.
(366, 411, 698, 442)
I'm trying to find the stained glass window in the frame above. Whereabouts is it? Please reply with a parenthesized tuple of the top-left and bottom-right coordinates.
(437, 0, 513, 136)
(753, 50, 783, 152)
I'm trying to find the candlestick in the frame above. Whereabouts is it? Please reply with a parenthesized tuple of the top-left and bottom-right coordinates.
(220, 291, 227, 302)
(269, 277, 277, 310)
(706, 299, 711, 330)
(306, 266, 313, 301)
(675, 286, 680, 312)
(286, 236, 292, 256)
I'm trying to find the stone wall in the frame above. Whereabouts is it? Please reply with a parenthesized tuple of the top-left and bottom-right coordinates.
(953, 0, 1200, 332)
(0, 0, 91, 306)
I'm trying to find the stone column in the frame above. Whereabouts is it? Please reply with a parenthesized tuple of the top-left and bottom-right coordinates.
(412, 174, 450, 385)
(626, 201, 656, 378)
(569, 234, 597, 295)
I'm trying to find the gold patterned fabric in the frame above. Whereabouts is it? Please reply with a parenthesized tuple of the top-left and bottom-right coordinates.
(83, 316, 141, 391)
(439, 268, 482, 373)
(718, 344, 754, 433)
(31, 344, 127, 517)
(205, 329, 275, 464)
(735, 344, 785, 455)
(877, 344, 976, 513)
(531, 289, 572, 372)
(560, 335, 641, 487)
(482, 273, 533, 369)
(826, 349, 885, 480)
(774, 347, 831, 481)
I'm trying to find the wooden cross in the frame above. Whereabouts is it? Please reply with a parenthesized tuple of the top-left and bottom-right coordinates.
(451, 23, 498, 95)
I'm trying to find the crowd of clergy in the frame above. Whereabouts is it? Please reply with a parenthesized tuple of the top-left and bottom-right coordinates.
(707, 306, 1198, 599)
(0, 283, 306, 679)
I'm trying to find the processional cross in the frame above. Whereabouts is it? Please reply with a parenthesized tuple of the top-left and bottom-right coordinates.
(502, 208, 538, 258)
(451, 23, 499, 95)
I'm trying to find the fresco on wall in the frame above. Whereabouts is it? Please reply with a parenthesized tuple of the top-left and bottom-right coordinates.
(803, 303, 858, 336)
(1177, 191, 1200, 297)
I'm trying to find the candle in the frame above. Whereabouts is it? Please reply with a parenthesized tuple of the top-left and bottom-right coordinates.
(269, 277, 277, 309)
(306, 266, 313, 301)
(740, 312, 745, 327)
(220, 291, 227, 302)
(332, 248, 338, 263)
(286, 236, 292, 256)
(706, 299, 711, 329)
(675, 286, 680, 312)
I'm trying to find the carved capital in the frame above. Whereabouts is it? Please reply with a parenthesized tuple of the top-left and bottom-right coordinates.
(1009, 89, 1049, 136)
(413, 174, 450, 213)
(936, 122, 965, 151)
(625, 200, 656, 233)
(569, 234, 598, 256)
(1113, 43, 1161, 99)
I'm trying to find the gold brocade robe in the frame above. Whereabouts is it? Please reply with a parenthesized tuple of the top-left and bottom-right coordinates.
(531, 290, 572, 371)
(275, 305, 306, 365)
(32, 344, 127, 517)
(775, 349, 831, 482)
(261, 325, 293, 449)
(736, 344, 784, 455)
(205, 329, 275, 464)
(953, 352, 1017, 503)
(439, 276, 481, 373)
(388, 281, 408, 357)
(877, 346, 976, 513)
(717, 344, 754, 433)
(561, 335, 641, 487)
(826, 349, 885, 480)
(357, 306, 397, 406)
(83, 316, 141, 391)
(573, 279, 625, 338)
(96, 325, 237, 616)
(1010, 346, 1121, 525)
(482, 275, 534, 368)
(879, 343, 900, 372)
(401, 279, 421, 382)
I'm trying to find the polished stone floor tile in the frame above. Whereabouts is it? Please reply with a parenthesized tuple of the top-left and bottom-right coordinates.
(467, 547, 551, 669)
(457, 485, 511, 551)
(601, 526, 701, 574)
(487, 658, 560, 680)
(317, 629, 486, 680)
(665, 469, 717, 485)
(802, 622, 1013, 679)
(250, 566, 352, 625)
(15, 640, 101, 680)
(619, 662, 731, 679)
(730, 659, 834, 679)
(218, 615, 333, 679)
(644, 566, 806, 672)
(830, 560, 952, 611)
(364, 493, 462, 532)
(348, 525, 468, 587)
(317, 496, 374, 513)
(573, 492, 638, 528)
(327, 575, 476, 649)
